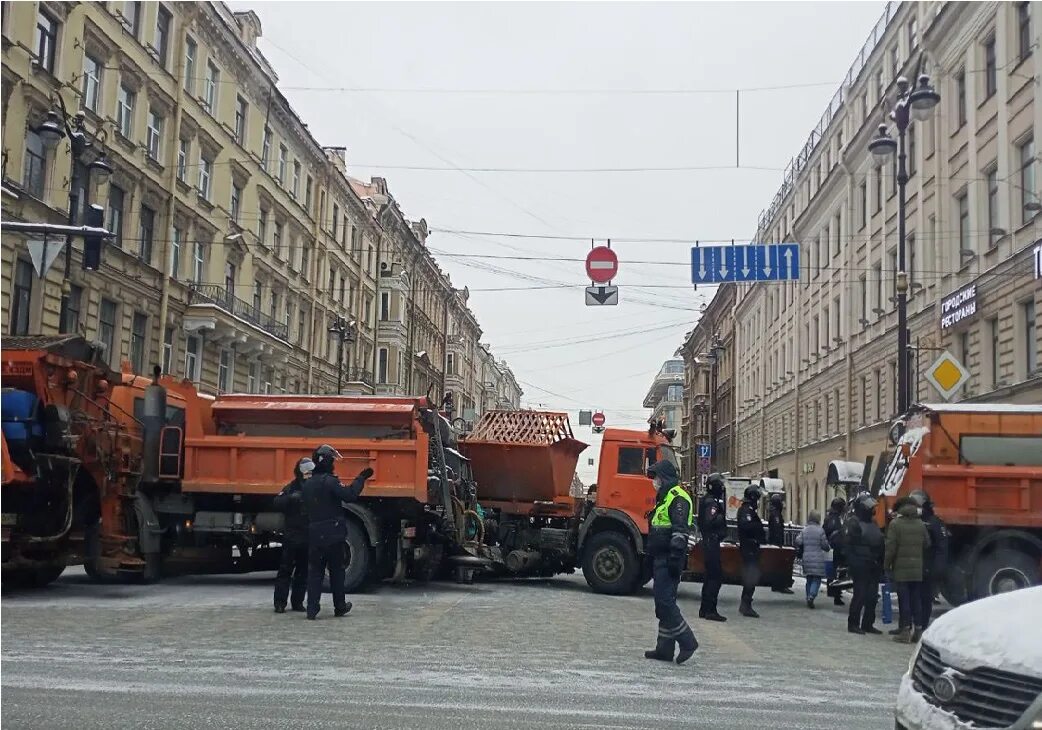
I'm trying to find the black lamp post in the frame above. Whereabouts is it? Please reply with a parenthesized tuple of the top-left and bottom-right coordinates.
(868, 72, 940, 417)
(328, 315, 357, 394)
(35, 96, 112, 296)
(706, 335, 725, 468)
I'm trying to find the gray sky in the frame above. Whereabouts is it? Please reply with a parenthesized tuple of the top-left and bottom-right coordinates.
(240, 1, 886, 482)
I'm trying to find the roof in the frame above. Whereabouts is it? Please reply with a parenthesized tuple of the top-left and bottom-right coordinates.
(918, 403, 1042, 414)
(826, 460, 865, 485)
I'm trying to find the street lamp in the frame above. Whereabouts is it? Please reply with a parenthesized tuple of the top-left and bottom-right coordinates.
(328, 315, 356, 394)
(867, 71, 940, 417)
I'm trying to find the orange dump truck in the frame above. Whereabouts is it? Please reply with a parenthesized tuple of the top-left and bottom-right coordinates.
(461, 411, 795, 594)
(877, 403, 1042, 604)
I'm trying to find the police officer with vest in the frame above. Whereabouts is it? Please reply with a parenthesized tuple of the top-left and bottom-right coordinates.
(644, 459, 698, 665)
(737, 485, 766, 617)
(302, 444, 373, 620)
(697, 473, 728, 622)
(272, 457, 313, 613)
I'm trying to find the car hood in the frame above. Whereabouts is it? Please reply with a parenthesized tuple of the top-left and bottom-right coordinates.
(923, 586, 1042, 678)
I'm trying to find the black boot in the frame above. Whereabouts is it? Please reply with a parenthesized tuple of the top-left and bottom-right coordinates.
(644, 635, 675, 662)
(290, 604, 306, 612)
(676, 626, 698, 665)
(862, 625, 883, 635)
(274, 604, 286, 614)
(702, 612, 727, 622)
(833, 595, 845, 606)
(334, 603, 353, 617)
(848, 625, 866, 635)
(739, 602, 760, 618)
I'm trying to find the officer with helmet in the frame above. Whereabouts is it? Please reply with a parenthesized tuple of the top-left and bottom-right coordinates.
(737, 485, 767, 617)
(909, 489, 948, 628)
(697, 473, 728, 621)
(643, 459, 698, 665)
(842, 493, 885, 634)
(302, 444, 374, 620)
(272, 457, 314, 613)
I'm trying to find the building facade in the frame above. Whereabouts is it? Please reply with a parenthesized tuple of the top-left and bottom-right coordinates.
(2, 1, 511, 416)
(643, 357, 685, 445)
(723, 1, 1041, 524)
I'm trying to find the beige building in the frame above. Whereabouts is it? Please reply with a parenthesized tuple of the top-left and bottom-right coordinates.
(2, 1, 506, 412)
(723, 1, 1041, 524)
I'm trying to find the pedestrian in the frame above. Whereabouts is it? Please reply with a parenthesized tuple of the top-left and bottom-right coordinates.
(302, 444, 373, 620)
(910, 490, 948, 629)
(737, 485, 766, 618)
(884, 496, 932, 643)
(272, 457, 313, 613)
(643, 459, 698, 665)
(823, 497, 847, 606)
(697, 473, 728, 622)
(794, 510, 830, 609)
(767, 493, 795, 594)
(842, 494, 884, 635)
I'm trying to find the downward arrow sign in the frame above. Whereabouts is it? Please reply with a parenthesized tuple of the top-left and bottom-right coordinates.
(695, 248, 706, 280)
(590, 287, 613, 304)
(738, 247, 750, 278)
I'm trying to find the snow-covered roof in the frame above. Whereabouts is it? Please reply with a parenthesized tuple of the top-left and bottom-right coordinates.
(826, 460, 864, 485)
(918, 403, 1042, 414)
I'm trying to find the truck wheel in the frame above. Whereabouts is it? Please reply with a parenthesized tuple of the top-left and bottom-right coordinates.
(582, 532, 639, 595)
(940, 560, 970, 607)
(972, 548, 1041, 598)
(342, 519, 372, 593)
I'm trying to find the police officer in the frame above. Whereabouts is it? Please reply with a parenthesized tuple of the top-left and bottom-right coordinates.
(644, 459, 698, 665)
(843, 493, 884, 635)
(767, 493, 795, 594)
(910, 490, 948, 629)
(823, 497, 847, 606)
(302, 444, 373, 620)
(737, 485, 766, 618)
(272, 457, 313, 613)
(697, 473, 728, 622)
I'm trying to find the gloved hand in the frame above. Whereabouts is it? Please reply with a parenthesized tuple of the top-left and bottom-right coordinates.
(358, 467, 374, 481)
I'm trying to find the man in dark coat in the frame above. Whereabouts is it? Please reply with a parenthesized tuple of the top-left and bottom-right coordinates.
(767, 493, 794, 594)
(737, 486, 766, 618)
(273, 457, 314, 613)
(842, 494, 885, 635)
(884, 497, 932, 643)
(823, 497, 847, 606)
(697, 473, 728, 622)
(302, 444, 373, 620)
(644, 459, 698, 665)
(911, 490, 948, 629)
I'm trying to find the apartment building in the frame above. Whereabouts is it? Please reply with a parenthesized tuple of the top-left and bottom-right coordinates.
(726, 1, 1041, 523)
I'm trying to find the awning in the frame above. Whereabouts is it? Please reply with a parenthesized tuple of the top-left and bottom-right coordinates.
(826, 460, 865, 486)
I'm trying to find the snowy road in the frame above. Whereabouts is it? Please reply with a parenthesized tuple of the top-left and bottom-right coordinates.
(1, 570, 911, 729)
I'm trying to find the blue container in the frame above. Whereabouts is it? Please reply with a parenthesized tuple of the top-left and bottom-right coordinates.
(0, 388, 43, 442)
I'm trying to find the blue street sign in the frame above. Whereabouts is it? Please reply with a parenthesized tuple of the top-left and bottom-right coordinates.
(691, 243, 800, 283)
(697, 443, 712, 459)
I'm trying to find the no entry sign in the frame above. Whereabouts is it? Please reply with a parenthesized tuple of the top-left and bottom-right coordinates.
(591, 411, 606, 428)
(586, 246, 618, 284)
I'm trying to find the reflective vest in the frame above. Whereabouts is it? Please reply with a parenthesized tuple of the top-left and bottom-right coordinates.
(651, 486, 693, 528)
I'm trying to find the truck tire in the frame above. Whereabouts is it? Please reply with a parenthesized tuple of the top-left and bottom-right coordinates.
(342, 519, 372, 593)
(972, 548, 1041, 599)
(940, 559, 970, 607)
(582, 531, 639, 595)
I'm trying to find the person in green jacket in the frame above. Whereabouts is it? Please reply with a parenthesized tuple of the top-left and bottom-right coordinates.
(884, 498, 932, 643)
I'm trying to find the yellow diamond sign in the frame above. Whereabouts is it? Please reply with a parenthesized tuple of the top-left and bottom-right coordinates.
(925, 351, 970, 401)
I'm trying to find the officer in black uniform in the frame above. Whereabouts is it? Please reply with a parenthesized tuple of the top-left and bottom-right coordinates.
(697, 473, 728, 622)
(272, 457, 313, 613)
(302, 444, 373, 620)
(737, 485, 766, 617)
(767, 493, 795, 594)
(910, 489, 948, 628)
(823, 497, 847, 605)
(843, 493, 884, 635)
(643, 459, 698, 665)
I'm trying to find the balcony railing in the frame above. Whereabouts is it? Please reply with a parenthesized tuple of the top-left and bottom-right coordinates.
(347, 368, 374, 387)
(188, 284, 289, 341)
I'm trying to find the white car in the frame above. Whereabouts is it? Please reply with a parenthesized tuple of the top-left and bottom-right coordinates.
(895, 586, 1042, 730)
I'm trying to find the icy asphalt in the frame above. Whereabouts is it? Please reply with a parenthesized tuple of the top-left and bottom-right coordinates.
(1, 569, 912, 729)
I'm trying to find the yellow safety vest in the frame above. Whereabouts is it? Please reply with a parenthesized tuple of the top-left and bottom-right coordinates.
(651, 486, 694, 528)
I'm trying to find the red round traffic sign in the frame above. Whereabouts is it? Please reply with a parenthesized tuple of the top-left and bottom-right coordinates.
(592, 411, 606, 427)
(585, 246, 618, 284)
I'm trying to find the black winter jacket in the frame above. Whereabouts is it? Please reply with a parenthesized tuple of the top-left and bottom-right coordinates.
(301, 471, 367, 545)
(698, 495, 727, 543)
(273, 478, 308, 545)
(767, 507, 785, 547)
(737, 503, 766, 555)
(842, 514, 884, 574)
(922, 514, 949, 577)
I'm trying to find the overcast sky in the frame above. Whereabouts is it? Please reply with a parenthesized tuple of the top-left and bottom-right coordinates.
(238, 1, 886, 482)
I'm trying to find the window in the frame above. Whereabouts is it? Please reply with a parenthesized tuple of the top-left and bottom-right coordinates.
(35, 8, 59, 73)
(108, 185, 125, 248)
(858, 275, 867, 325)
(99, 299, 118, 364)
(876, 71, 885, 105)
(832, 212, 841, 257)
(305, 176, 313, 212)
(955, 69, 966, 129)
(273, 222, 283, 258)
(204, 60, 219, 113)
(297, 307, 307, 346)
(117, 84, 136, 138)
(162, 326, 174, 374)
(908, 17, 918, 52)
(234, 96, 248, 145)
(447, 353, 456, 376)
(230, 183, 242, 222)
(258, 209, 268, 247)
(832, 296, 841, 340)
(888, 250, 898, 301)
(184, 335, 201, 382)
(873, 263, 883, 315)
(300, 241, 310, 279)
(958, 332, 971, 375)
(822, 306, 830, 345)
(332, 203, 340, 238)
(24, 129, 46, 198)
(198, 155, 212, 200)
(184, 36, 197, 94)
(874, 165, 882, 212)
(1019, 136, 1036, 223)
(177, 138, 189, 182)
(617, 447, 655, 476)
(328, 268, 336, 297)
(378, 348, 389, 384)
(1018, 3, 1032, 62)
(380, 292, 390, 321)
(269, 290, 279, 321)
(860, 376, 869, 424)
(11, 260, 33, 335)
(261, 127, 271, 170)
(59, 284, 83, 334)
(907, 234, 916, 291)
(1024, 299, 1038, 375)
(138, 204, 155, 264)
(985, 167, 999, 239)
(82, 54, 102, 112)
(890, 45, 900, 80)
(988, 317, 1001, 387)
(130, 312, 147, 373)
(146, 108, 164, 161)
(292, 162, 301, 199)
(875, 369, 883, 421)
(278, 145, 288, 185)
(247, 363, 258, 393)
(252, 280, 262, 314)
(858, 182, 867, 229)
(123, 1, 141, 37)
(192, 241, 205, 283)
(218, 349, 233, 392)
(984, 36, 997, 99)
(224, 261, 236, 300)
(957, 192, 970, 258)
(154, 6, 172, 67)
(170, 226, 182, 279)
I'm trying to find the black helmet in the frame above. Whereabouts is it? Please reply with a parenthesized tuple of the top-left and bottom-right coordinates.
(770, 493, 784, 505)
(853, 493, 877, 518)
(707, 473, 725, 496)
(830, 497, 847, 513)
(743, 485, 762, 503)
(312, 444, 341, 473)
(908, 490, 931, 508)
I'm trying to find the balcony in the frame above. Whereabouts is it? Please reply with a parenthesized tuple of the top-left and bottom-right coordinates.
(347, 368, 374, 388)
(447, 333, 464, 347)
(187, 284, 289, 341)
(377, 318, 407, 343)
